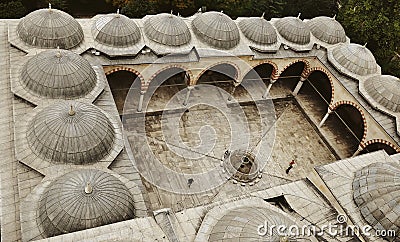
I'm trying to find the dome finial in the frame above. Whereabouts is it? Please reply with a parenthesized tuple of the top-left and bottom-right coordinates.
(297, 13, 301, 19)
(170, 10, 173, 18)
(55, 46, 61, 58)
(84, 182, 93, 194)
(364, 42, 367, 47)
(69, 105, 75, 116)
(49, 3, 52, 10)
(333, 14, 336, 19)
(261, 12, 265, 19)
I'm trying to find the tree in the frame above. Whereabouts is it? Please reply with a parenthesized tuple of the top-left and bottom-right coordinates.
(337, 0, 400, 76)
(120, 0, 159, 18)
(0, 0, 26, 18)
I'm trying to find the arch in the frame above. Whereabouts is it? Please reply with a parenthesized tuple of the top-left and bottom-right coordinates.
(305, 67, 335, 106)
(194, 61, 240, 85)
(105, 66, 145, 90)
(248, 60, 279, 80)
(148, 64, 194, 86)
(361, 139, 399, 155)
(331, 100, 367, 143)
(278, 59, 311, 78)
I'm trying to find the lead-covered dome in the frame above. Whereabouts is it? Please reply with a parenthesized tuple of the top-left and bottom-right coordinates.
(144, 13, 191, 46)
(38, 169, 135, 237)
(192, 11, 240, 49)
(92, 13, 141, 47)
(17, 7, 83, 49)
(307, 16, 346, 44)
(274, 17, 310, 45)
(238, 17, 277, 45)
(20, 49, 97, 100)
(353, 162, 400, 241)
(330, 43, 378, 76)
(364, 75, 400, 112)
(27, 101, 115, 164)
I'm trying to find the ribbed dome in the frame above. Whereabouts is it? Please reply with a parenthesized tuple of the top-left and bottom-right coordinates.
(192, 11, 240, 49)
(239, 17, 277, 45)
(92, 13, 141, 47)
(209, 207, 300, 241)
(20, 49, 97, 100)
(144, 13, 191, 46)
(27, 101, 115, 164)
(353, 162, 400, 240)
(364, 75, 400, 112)
(38, 169, 135, 237)
(308, 16, 346, 44)
(17, 7, 83, 49)
(331, 43, 378, 76)
(274, 17, 310, 45)
(223, 150, 259, 182)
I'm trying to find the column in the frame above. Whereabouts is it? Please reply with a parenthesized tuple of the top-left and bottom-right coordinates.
(183, 86, 194, 106)
(262, 78, 277, 99)
(293, 76, 306, 96)
(137, 91, 145, 112)
(319, 108, 332, 127)
(228, 82, 238, 101)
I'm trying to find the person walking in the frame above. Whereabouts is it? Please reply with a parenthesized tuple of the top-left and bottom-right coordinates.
(286, 160, 295, 174)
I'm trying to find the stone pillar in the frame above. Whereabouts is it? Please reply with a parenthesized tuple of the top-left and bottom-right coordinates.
(262, 78, 277, 99)
(228, 82, 239, 101)
(293, 76, 306, 96)
(352, 145, 364, 157)
(183, 86, 194, 106)
(319, 108, 332, 127)
(137, 91, 145, 112)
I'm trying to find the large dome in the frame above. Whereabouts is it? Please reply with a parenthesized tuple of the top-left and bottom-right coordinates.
(209, 206, 301, 241)
(20, 49, 97, 100)
(38, 169, 135, 237)
(27, 101, 115, 164)
(307, 16, 346, 44)
(192, 11, 240, 49)
(16, 7, 84, 49)
(330, 43, 378, 76)
(353, 162, 400, 241)
(144, 13, 191, 46)
(92, 13, 141, 47)
(364, 75, 400, 112)
(238, 17, 277, 45)
(274, 17, 310, 45)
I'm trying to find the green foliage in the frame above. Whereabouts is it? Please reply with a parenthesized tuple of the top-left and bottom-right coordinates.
(337, 0, 400, 76)
(121, 0, 159, 18)
(0, 0, 26, 18)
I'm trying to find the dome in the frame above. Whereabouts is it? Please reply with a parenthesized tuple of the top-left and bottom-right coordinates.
(209, 206, 301, 241)
(144, 13, 191, 46)
(16, 7, 84, 49)
(223, 150, 259, 182)
(331, 43, 378, 76)
(364, 75, 400, 112)
(27, 101, 115, 164)
(92, 13, 141, 47)
(38, 169, 135, 237)
(307, 16, 346, 44)
(274, 17, 310, 45)
(192, 11, 240, 49)
(20, 49, 97, 100)
(353, 162, 400, 240)
(238, 17, 277, 45)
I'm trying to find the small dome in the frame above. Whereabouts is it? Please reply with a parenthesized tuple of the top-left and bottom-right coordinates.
(209, 207, 300, 241)
(274, 17, 310, 45)
(192, 11, 240, 49)
(21, 49, 97, 100)
(353, 162, 400, 240)
(331, 43, 378, 76)
(38, 169, 135, 237)
(239, 17, 277, 45)
(17, 7, 83, 49)
(223, 150, 259, 182)
(27, 101, 115, 164)
(308, 16, 346, 44)
(92, 13, 141, 47)
(364, 75, 400, 112)
(144, 13, 191, 46)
